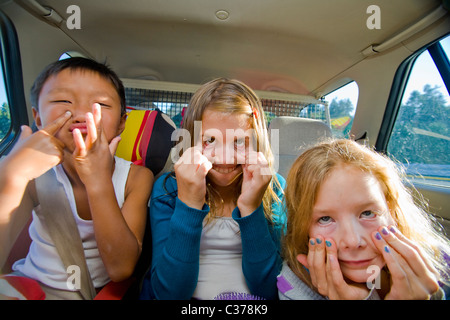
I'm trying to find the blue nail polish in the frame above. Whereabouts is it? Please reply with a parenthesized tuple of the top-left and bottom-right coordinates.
(375, 232, 382, 240)
(325, 240, 332, 247)
(384, 246, 390, 253)
(316, 238, 322, 244)
(310, 239, 315, 245)
(382, 227, 389, 235)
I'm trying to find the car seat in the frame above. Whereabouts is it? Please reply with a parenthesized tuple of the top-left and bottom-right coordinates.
(268, 116, 332, 178)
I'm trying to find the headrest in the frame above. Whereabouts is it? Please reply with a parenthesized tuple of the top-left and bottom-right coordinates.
(116, 109, 176, 177)
(268, 116, 332, 177)
(269, 116, 332, 154)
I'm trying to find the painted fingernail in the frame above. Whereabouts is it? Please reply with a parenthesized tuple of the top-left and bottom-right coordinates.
(389, 226, 396, 233)
(384, 246, 390, 253)
(325, 240, 332, 247)
(316, 238, 322, 244)
(375, 232, 382, 240)
(381, 227, 389, 235)
(310, 239, 315, 245)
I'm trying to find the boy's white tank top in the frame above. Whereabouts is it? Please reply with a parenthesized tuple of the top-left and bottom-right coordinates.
(13, 157, 131, 290)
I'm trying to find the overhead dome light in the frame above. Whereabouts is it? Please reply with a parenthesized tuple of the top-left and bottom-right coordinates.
(215, 10, 229, 20)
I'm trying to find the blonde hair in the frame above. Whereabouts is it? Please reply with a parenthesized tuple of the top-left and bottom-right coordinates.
(179, 78, 281, 222)
(283, 139, 450, 288)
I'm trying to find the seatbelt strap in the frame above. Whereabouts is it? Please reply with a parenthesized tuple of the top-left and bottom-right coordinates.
(35, 168, 96, 300)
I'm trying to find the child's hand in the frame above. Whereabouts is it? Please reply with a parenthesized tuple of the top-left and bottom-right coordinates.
(237, 150, 271, 217)
(4, 111, 72, 181)
(174, 143, 212, 210)
(72, 104, 121, 185)
(296, 236, 370, 300)
(372, 225, 440, 300)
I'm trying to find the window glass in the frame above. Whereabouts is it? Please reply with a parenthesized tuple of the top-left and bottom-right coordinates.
(387, 35, 450, 183)
(59, 51, 86, 60)
(59, 52, 72, 60)
(324, 81, 359, 138)
(0, 61, 10, 142)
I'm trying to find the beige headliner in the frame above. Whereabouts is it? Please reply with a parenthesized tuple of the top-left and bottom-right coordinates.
(1, 0, 449, 141)
(5, 0, 447, 93)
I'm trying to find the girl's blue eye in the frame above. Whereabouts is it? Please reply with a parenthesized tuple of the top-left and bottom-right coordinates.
(235, 138, 246, 148)
(360, 210, 376, 219)
(318, 216, 333, 225)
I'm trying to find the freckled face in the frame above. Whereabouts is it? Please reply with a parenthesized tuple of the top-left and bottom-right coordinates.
(309, 164, 394, 283)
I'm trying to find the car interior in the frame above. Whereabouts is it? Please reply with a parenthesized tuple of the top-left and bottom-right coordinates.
(0, 0, 449, 300)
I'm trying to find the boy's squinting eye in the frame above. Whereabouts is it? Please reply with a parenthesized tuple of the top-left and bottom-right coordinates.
(51, 100, 71, 104)
(97, 102, 111, 108)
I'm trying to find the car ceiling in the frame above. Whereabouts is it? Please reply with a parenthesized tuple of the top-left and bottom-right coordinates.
(8, 0, 446, 98)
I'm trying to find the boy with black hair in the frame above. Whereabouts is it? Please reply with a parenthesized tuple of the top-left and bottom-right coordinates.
(0, 57, 153, 299)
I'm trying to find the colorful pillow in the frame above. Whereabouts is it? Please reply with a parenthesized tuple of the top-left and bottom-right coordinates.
(116, 109, 176, 177)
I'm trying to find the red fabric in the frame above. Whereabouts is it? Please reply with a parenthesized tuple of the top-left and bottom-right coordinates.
(3, 218, 32, 274)
(138, 110, 157, 162)
(0, 275, 46, 300)
(131, 110, 151, 163)
(93, 278, 134, 300)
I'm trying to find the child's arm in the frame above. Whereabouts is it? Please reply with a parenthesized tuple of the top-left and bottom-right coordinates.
(84, 162, 153, 282)
(237, 151, 272, 216)
(143, 145, 212, 299)
(234, 204, 283, 299)
(142, 174, 209, 300)
(72, 105, 152, 282)
(234, 178, 286, 300)
(0, 177, 34, 269)
(0, 112, 72, 267)
(235, 151, 282, 299)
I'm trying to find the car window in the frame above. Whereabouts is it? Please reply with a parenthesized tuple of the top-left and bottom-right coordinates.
(123, 80, 361, 137)
(122, 80, 329, 129)
(323, 81, 359, 138)
(387, 35, 450, 185)
(0, 11, 28, 156)
(0, 63, 10, 142)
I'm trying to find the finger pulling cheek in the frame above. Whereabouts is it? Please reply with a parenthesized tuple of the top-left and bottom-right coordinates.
(236, 149, 246, 164)
(202, 150, 215, 164)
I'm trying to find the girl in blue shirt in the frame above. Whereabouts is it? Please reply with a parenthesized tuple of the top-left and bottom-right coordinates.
(140, 78, 285, 300)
